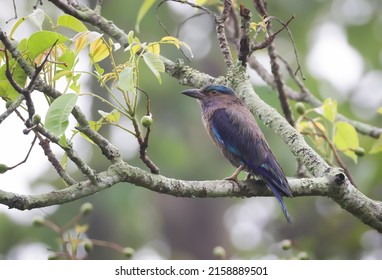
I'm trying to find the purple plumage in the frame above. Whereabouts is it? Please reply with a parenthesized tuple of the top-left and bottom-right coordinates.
(182, 84, 293, 223)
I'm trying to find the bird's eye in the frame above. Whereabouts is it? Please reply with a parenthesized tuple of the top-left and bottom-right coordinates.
(210, 90, 218, 95)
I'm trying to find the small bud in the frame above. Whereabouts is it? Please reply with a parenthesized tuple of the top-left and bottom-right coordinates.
(83, 240, 93, 253)
(354, 147, 365, 157)
(80, 202, 93, 215)
(32, 114, 41, 125)
(0, 164, 9, 174)
(213, 246, 226, 259)
(5, 100, 13, 109)
(295, 102, 305, 115)
(280, 239, 292, 250)
(140, 114, 153, 128)
(297, 251, 309, 260)
(32, 216, 45, 227)
(122, 247, 135, 258)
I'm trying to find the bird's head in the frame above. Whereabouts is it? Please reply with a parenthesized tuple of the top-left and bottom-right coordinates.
(181, 84, 237, 106)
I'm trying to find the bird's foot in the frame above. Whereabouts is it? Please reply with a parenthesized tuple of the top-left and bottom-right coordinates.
(224, 165, 244, 187)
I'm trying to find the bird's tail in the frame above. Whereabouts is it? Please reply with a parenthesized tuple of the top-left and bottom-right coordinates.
(251, 159, 293, 223)
(267, 182, 292, 223)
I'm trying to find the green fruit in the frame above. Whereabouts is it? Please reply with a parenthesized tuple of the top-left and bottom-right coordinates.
(32, 216, 45, 227)
(80, 202, 93, 215)
(212, 246, 226, 259)
(32, 114, 41, 125)
(122, 247, 135, 258)
(280, 239, 292, 250)
(354, 147, 365, 157)
(83, 240, 93, 253)
(141, 114, 153, 128)
(297, 251, 309, 260)
(0, 164, 9, 174)
(295, 102, 305, 115)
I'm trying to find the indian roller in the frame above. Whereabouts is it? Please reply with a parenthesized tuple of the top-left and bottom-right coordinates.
(181, 84, 293, 223)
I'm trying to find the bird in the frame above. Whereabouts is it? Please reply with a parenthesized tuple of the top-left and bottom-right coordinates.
(181, 84, 293, 223)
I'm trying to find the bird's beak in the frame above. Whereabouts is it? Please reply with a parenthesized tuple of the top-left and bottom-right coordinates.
(181, 88, 203, 99)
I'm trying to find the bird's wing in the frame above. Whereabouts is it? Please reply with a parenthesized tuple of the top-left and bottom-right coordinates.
(210, 107, 292, 198)
(210, 107, 292, 222)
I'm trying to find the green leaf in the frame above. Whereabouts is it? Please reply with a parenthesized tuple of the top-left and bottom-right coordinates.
(57, 14, 88, 32)
(142, 52, 164, 83)
(370, 135, 382, 154)
(98, 109, 120, 124)
(0, 59, 28, 100)
(89, 38, 110, 63)
(136, 0, 156, 32)
(320, 98, 337, 123)
(118, 67, 134, 92)
(378, 107, 382, 114)
(334, 121, 359, 162)
(27, 31, 68, 60)
(58, 48, 75, 70)
(45, 94, 78, 137)
(73, 31, 102, 54)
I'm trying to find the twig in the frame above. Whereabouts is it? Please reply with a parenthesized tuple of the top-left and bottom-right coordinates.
(250, 15, 295, 53)
(303, 115, 357, 187)
(215, 0, 234, 68)
(156, 0, 195, 61)
(238, 4, 251, 67)
(6, 0, 18, 24)
(94, 0, 103, 14)
(12, 108, 77, 185)
(33, 0, 43, 9)
(253, 0, 295, 127)
(131, 88, 160, 174)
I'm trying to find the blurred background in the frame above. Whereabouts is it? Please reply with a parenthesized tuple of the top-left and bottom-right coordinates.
(0, 0, 382, 259)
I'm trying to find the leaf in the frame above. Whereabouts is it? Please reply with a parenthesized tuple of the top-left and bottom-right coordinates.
(160, 36, 193, 57)
(195, 0, 208, 4)
(370, 135, 382, 154)
(29, 9, 45, 30)
(318, 98, 337, 123)
(57, 14, 88, 32)
(378, 107, 382, 114)
(45, 94, 78, 137)
(118, 67, 134, 92)
(57, 48, 75, 70)
(160, 36, 181, 48)
(89, 37, 110, 63)
(148, 43, 160, 55)
(9, 9, 45, 38)
(27, 31, 68, 60)
(142, 52, 164, 83)
(73, 31, 103, 54)
(334, 121, 359, 162)
(0, 59, 28, 100)
(135, 0, 156, 32)
(98, 110, 120, 124)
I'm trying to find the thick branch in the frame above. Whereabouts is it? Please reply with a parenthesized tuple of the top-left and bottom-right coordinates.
(1, 161, 381, 231)
(48, 0, 129, 48)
